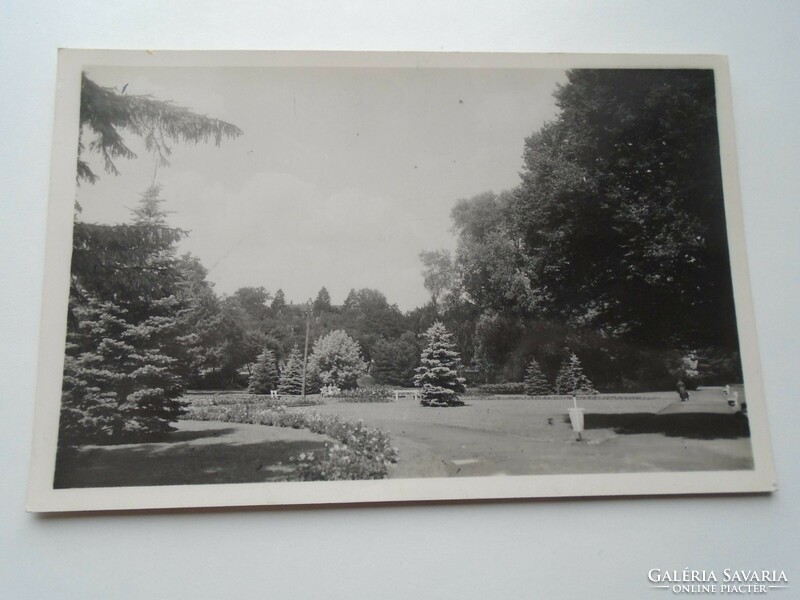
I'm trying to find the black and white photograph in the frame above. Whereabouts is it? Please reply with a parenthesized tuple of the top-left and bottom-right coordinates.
(26, 51, 775, 511)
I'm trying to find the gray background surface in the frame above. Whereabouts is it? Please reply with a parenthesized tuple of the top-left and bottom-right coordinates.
(1, 2, 798, 598)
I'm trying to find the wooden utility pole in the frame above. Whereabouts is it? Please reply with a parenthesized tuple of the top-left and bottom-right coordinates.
(301, 299, 312, 399)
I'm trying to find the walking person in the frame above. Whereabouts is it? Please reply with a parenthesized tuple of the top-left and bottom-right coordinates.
(676, 380, 690, 402)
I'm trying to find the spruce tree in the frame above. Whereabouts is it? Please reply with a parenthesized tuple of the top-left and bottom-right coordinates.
(554, 351, 597, 395)
(278, 345, 305, 395)
(524, 357, 552, 396)
(414, 322, 466, 407)
(60, 295, 189, 444)
(248, 348, 279, 394)
(59, 186, 192, 445)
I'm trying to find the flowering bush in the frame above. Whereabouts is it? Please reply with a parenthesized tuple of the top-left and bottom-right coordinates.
(331, 386, 394, 403)
(182, 403, 397, 479)
(292, 444, 390, 481)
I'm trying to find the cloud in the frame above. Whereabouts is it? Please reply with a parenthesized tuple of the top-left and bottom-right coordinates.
(165, 169, 449, 309)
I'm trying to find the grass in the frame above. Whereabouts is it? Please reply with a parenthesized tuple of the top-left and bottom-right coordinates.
(295, 388, 754, 478)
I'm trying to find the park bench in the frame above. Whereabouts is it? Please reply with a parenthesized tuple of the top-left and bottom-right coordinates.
(393, 389, 420, 401)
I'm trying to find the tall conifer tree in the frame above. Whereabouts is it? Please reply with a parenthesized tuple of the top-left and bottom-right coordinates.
(414, 322, 466, 407)
(278, 345, 305, 395)
(248, 348, 279, 394)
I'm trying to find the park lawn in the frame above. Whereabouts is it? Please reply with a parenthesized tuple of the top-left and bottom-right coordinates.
(54, 420, 330, 489)
(293, 389, 753, 478)
(53, 387, 753, 488)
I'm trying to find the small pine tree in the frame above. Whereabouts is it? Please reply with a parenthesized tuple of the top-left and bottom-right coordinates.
(554, 351, 597, 395)
(414, 322, 466, 407)
(248, 348, 279, 394)
(278, 345, 305, 395)
(524, 357, 552, 396)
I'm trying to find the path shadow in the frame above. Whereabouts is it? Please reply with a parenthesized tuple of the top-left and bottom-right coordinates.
(54, 437, 328, 489)
(74, 427, 241, 447)
(581, 412, 750, 439)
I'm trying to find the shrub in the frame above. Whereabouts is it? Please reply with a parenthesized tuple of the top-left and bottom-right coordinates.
(471, 382, 526, 395)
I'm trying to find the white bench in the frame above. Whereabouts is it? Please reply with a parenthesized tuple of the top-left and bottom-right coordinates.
(393, 389, 420, 401)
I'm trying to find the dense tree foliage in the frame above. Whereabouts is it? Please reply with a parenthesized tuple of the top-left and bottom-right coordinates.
(371, 332, 421, 386)
(512, 69, 736, 351)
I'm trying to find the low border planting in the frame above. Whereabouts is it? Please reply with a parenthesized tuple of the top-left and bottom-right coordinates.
(182, 403, 397, 480)
(466, 382, 526, 396)
(185, 392, 323, 408)
(330, 386, 394, 403)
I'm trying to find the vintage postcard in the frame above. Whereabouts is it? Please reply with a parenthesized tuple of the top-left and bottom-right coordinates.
(27, 50, 776, 512)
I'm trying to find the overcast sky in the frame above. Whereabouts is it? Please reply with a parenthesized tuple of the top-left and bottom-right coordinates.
(77, 65, 565, 311)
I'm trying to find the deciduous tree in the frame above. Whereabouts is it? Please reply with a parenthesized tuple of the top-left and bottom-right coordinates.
(307, 330, 367, 390)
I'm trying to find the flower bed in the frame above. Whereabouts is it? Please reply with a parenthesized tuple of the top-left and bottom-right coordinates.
(331, 386, 394, 403)
(182, 403, 397, 480)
